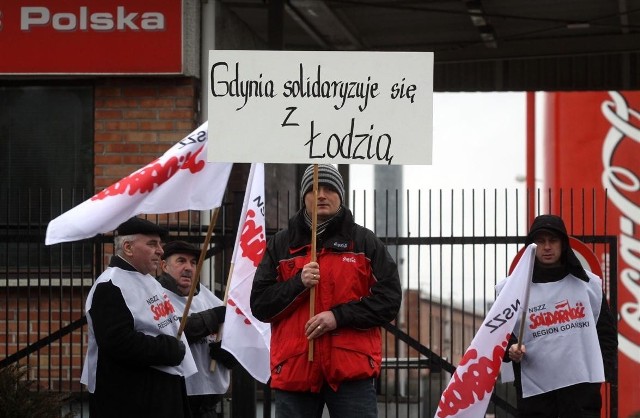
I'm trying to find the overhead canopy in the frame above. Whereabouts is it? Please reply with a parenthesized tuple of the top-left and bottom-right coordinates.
(219, 0, 640, 91)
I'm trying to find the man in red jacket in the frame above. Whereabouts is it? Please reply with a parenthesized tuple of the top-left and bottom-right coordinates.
(250, 164, 402, 418)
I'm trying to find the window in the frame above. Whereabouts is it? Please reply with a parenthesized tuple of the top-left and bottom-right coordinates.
(0, 84, 94, 277)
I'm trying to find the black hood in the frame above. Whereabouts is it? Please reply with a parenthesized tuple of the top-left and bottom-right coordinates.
(525, 215, 568, 245)
(526, 214, 589, 282)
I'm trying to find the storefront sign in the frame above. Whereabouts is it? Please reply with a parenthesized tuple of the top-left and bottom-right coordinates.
(0, 0, 182, 74)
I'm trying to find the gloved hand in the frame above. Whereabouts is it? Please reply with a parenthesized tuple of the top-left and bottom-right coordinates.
(185, 306, 226, 342)
(177, 340, 186, 361)
(209, 341, 239, 369)
(161, 336, 187, 366)
(213, 306, 226, 323)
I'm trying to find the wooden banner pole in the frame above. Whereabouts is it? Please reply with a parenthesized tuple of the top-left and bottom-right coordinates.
(209, 262, 234, 372)
(177, 207, 220, 339)
(308, 164, 319, 361)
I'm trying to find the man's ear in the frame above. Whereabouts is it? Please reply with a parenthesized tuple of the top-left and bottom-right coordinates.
(160, 259, 168, 273)
(122, 239, 134, 257)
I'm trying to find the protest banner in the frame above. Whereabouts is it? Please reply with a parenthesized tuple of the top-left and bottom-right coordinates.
(207, 50, 433, 165)
(46, 121, 232, 245)
(221, 163, 271, 383)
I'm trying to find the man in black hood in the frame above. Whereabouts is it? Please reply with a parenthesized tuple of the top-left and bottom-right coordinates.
(506, 215, 617, 418)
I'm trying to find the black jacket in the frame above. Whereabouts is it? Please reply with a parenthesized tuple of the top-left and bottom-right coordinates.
(88, 256, 190, 418)
(156, 273, 222, 344)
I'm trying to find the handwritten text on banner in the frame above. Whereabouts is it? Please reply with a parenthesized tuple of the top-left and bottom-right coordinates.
(207, 50, 433, 165)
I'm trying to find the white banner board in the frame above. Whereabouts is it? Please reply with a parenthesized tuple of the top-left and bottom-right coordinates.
(207, 50, 433, 165)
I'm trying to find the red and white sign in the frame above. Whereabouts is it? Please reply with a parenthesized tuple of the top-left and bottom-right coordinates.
(543, 91, 640, 418)
(0, 0, 183, 74)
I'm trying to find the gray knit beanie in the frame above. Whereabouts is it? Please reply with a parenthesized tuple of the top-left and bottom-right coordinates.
(300, 164, 345, 205)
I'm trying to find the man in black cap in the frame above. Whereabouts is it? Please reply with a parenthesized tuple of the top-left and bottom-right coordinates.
(81, 217, 196, 418)
(251, 164, 402, 418)
(157, 240, 236, 418)
(505, 214, 617, 418)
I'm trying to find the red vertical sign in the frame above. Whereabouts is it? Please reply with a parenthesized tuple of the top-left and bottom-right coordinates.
(544, 91, 640, 418)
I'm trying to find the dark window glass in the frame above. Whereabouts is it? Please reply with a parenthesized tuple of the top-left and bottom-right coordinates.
(0, 85, 94, 276)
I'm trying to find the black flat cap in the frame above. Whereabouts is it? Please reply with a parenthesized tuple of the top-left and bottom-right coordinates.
(162, 240, 200, 260)
(116, 217, 168, 240)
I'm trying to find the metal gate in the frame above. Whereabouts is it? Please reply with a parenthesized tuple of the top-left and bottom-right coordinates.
(0, 187, 617, 417)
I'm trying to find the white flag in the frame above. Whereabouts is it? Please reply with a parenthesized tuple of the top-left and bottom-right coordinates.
(221, 163, 271, 383)
(434, 244, 536, 418)
(45, 122, 232, 245)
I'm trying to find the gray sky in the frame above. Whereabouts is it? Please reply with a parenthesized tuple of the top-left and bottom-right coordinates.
(350, 92, 527, 191)
(348, 92, 529, 298)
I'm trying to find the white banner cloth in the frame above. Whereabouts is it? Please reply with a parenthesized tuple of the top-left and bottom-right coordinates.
(46, 122, 232, 245)
(221, 163, 272, 383)
(434, 244, 536, 418)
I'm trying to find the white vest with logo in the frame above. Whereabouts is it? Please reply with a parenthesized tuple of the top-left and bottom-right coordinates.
(165, 285, 231, 395)
(517, 272, 605, 397)
(81, 266, 197, 392)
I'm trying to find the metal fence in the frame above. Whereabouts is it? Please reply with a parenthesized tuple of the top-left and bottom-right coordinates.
(0, 187, 617, 417)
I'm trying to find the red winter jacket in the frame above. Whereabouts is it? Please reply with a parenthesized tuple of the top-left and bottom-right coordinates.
(250, 208, 401, 392)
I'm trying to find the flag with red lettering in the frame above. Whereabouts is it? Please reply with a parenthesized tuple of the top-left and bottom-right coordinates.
(434, 244, 536, 418)
(45, 122, 233, 245)
(221, 163, 271, 383)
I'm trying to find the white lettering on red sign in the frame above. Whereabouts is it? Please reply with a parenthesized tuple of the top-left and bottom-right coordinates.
(601, 91, 640, 363)
(20, 6, 165, 31)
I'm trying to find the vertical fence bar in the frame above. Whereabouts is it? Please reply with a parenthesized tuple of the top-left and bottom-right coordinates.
(413, 188, 421, 417)
(427, 188, 434, 414)
(3, 188, 7, 361)
(36, 189, 43, 390)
